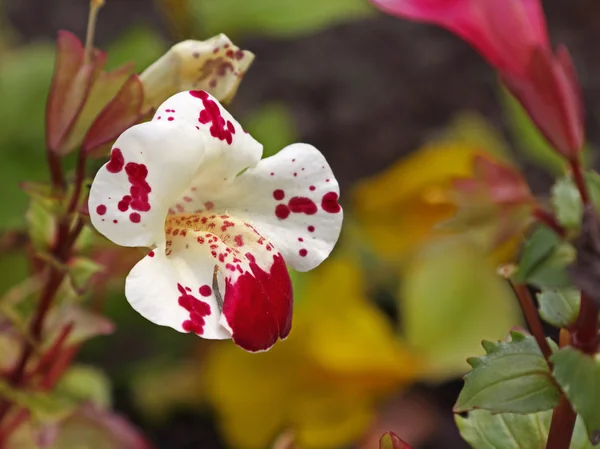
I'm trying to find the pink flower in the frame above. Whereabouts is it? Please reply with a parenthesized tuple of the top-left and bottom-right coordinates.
(371, 0, 584, 158)
(371, 0, 548, 77)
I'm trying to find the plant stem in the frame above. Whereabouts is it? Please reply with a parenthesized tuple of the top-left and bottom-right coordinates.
(84, 0, 105, 64)
(569, 157, 590, 205)
(545, 157, 598, 449)
(513, 284, 553, 363)
(572, 292, 599, 355)
(46, 150, 64, 190)
(532, 207, 567, 238)
(546, 396, 577, 449)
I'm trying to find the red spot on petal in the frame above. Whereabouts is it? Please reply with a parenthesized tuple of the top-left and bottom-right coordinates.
(130, 213, 141, 223)
(321, 192, 341, 213)
(309, 185, 316, 191)
(270, 172, 274, 176)
(148, 250, 155, 257)
(299, 249, 308, 257)
(204, 201, 214, 210)
(275, 204, 290, 220)
(199, 285, 212, 297)
(190, 90, 234, 144)
(96, 204, 107, 215)
(234, 235, 244, 247)
(168, 117, 174, 121)
(308, 226, 315, 232)
(124, 162, 151, 213)
(178, 283, 211, 335)
(289, 197, 318, 215)
(113, 219, 118, 223)
(298, 238, 303, 242)
(106, 148, 124, 173)
(273, 189, 285, 201)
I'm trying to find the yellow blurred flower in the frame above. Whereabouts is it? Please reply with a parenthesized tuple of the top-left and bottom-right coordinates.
(203, 257, 420, 449)
(353, 114, 522, 265)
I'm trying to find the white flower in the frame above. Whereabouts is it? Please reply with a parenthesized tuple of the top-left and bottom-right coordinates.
(88, 90, 343, 352)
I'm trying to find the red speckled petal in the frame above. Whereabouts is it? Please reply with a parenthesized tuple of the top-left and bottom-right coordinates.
(153, 213, 292, 352)
(89, 121, 204, 248)
(194, 143, 343, 272)
(152, 90, 262, 199)
(125, 245, 230, 341)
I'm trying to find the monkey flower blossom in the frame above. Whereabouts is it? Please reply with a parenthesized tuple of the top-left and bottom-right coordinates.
(89, 90, 343, 352)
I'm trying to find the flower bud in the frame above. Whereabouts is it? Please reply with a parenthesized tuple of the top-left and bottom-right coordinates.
(139, 34, 254, 112)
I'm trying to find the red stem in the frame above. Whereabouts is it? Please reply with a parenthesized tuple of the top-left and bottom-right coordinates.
(532, 207, 567, 238)
(513, 284, 554, 363)
(569, 157, 590, 205)
(546, 396, 577, 449)
(66, 149, 87, 215)
(46, 151, 64, 190)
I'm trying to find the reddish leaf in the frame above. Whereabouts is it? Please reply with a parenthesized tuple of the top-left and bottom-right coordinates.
(380, 431, 412, 449)
(62, 62, 135, 153)
(83, 74, 144, 153)
(503, 46, 584, 159)
(45, 31, 106, 155)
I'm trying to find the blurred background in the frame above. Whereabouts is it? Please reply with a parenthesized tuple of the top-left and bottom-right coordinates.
(1, 0, 600, 448)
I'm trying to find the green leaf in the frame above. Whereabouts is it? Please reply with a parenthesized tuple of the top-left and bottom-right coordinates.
(244, 103, 297, 158)
(191, 0, 373, 37)
(454, 331, 560, 414)
(401, 238, 521, 381)
(67, 257, 104, 295)
(25, 195, 58, 252)
(56, 365, 112, 409)
(552, 177, 583, 229)
(552, 348, 600, 444)
(501, 87, 566, 175)
(0, 379, 75, 422)
(537, 288, 580, 328)
(551, 173, 600, 230)
(514, 225, 575, 289)
(456, 409, 594, 449)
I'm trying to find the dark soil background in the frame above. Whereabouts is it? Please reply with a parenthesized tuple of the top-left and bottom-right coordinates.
(5, 0, 600, 448)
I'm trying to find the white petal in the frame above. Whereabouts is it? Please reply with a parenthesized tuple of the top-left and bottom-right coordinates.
(199, 143, 343, 271)
(89, 121, 204, 248)
(125, 246, 231, 340)
(152, 91, 262, 210)
(125, 213, 293, 351)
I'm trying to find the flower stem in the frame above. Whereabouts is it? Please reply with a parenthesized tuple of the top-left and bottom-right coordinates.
(513, 284, 553, 363)
(84, 0, 105, 64)
(532, 207, 567, 238)
(569, 157, 590, 205)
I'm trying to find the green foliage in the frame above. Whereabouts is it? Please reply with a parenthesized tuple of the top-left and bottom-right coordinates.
(244, 103, 297, 158)
(191, 0, 373, 37)
(400, 238, 521, 381)
(456, 409, 594, 449)
(514, 225, 575, 289)
(25, 192, 58, 252)
(57, 365, 112, 409)
(551, 173, 600, 230)
(537, 289, 580, 328)
(501, 88, 566, 175)
(67, 257, 104, 295)
(0, 44, 55, 230)
(106, 27, 166, 73)
(454, 331, 560, 414)
(552, 348, 600, 444)
(0, 379, 74, 422)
